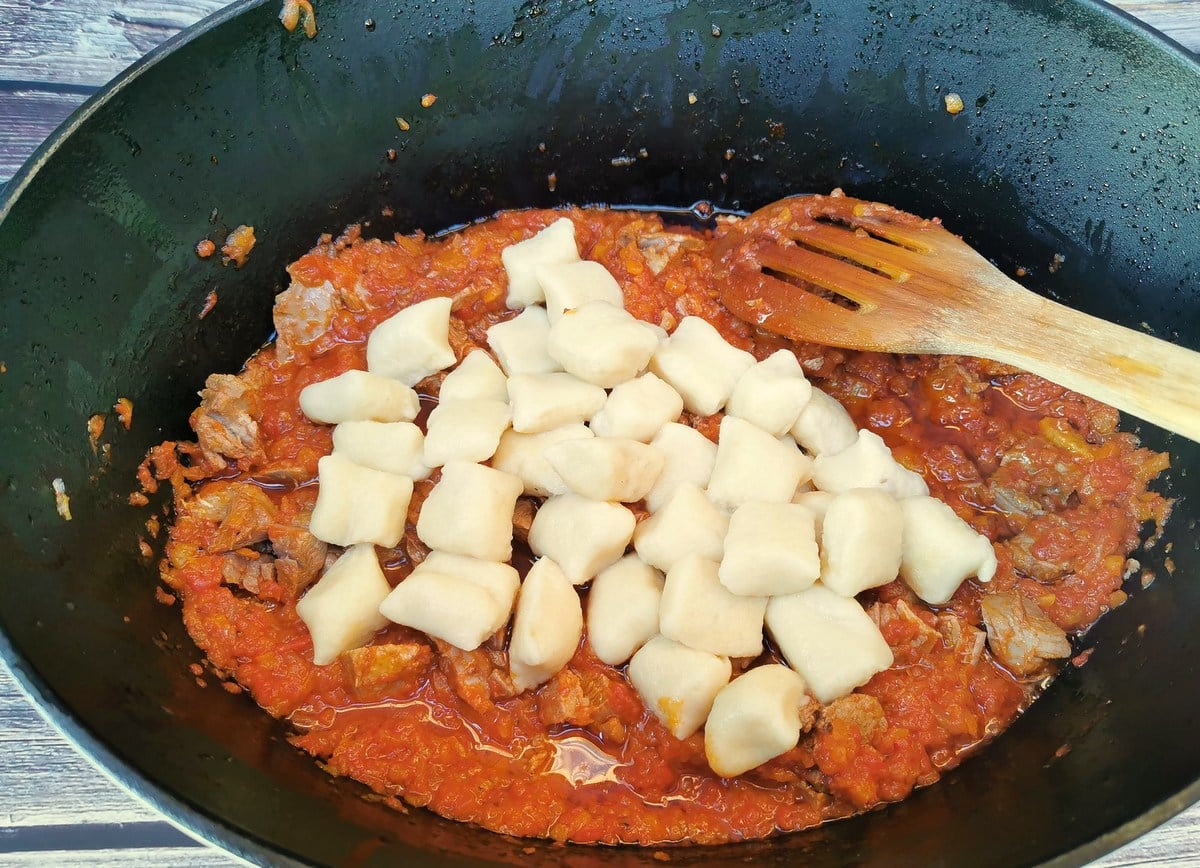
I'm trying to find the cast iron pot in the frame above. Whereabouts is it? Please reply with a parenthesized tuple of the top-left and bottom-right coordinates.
(2, 0, 1198, 865)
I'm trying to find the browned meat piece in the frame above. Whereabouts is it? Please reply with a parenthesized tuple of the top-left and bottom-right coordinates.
(272, 280, 339, 363)
(819, 693, 887, 743)
(537, 668, 629, 742)
(1007, 515, 1076, 583)
(935, 614, 987, 666)
(446, 316, 481, 362)
(269, 523, 328, 595)
(512, 498, 537, 545)
(220, 550, 275, 594)
(210, 484, 277, 552)
(635, 232, 704, 275)
(191, 374, 266, 467)
(341, 642, 432, 697)
(868, 598, 941, 662)
(402, 528, 429, 569)
(433, 639, 517, 715)
(980, 592, 1072, 677)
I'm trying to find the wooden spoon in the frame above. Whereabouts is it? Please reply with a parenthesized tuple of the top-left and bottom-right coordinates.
(714, 193, 1200, 442)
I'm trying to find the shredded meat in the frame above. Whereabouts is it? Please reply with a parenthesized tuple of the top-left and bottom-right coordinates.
(272, 278, 371, 362)
(269, 523, 328, 595)
(980, 592, 1072, 677)
(209, 484, 277, 552)
(221, 550, 275, 594)
(819, 693, 887, 743)
(636, 231, 703, 275)
(190, 374, 266, 468)
(1008, 514, 1075, 583)
(537, 667, 627, 742)
(935, 614, 987, 666)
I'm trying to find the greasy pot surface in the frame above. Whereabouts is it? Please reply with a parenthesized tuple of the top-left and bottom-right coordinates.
(1, 0, 1198, 865)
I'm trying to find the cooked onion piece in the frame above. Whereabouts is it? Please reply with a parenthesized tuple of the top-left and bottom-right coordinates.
(296, 543, 390, 665)
(501, 217, 579, 309)
(900, 495, 998, 604)
(589, 372, 684, 442)
(543, 436, 665, 503)
(649, 316, 755, 415)
(366, 296, 456, 386)
(633, 482, 729, 573)
(332, 420, 429, 480)
(627, 635, 731, 739)
(528, 493, 636, 585)
(726, 350, 813, 437)
(812, 429, 929, 498)
(766, 584, 894, 705)
(818, 489, 904, 598)
(509, 558, 584, 691)
(706, 416, 813, 510)
(415, 461, 523, 562)
(378, 552, 520, 651)
(309, 453, 414, 547)
(537, 259, 625, 322)
(491, 424, 595, 497)
(299, 369, 420, 424)
(422, 399, 512, 466)
(659, 555, 767, 658)
(586, 555, 664, 666)
(704, 664, 812, 777)
(546, 300, 659, 387)
(644, 422, 719, 512)
(719, 502, 820, 597)
(789, 387, 859, 457)
(506, 372, 607, 433)
(487, 305, 562, 376)
(439, 349, 509, 403)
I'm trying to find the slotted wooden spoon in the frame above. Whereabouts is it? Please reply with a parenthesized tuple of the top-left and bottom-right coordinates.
(715, 193, 1200, 442)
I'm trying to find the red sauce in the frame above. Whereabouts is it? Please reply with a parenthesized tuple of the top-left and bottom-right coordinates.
(152, 208, 1171, 846)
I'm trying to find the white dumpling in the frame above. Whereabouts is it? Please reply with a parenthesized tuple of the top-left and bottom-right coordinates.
(589, 372, 685, 443)
(543, 436, 665, 502)
(649, 316, 755, 415)
(766, 584, 894, 705)
(299, 370, 420, 425)
(627, 635, 731, 739)
(332, 420, 429, 480)
(506, 372, 607, 433)
(899, 495, 997, 604)
(811, 429, 928, 498)
(421, 399, 512, 467)
(487, 306, 562, 376)
(527, 494, 636, 585)
(296, 544, 390, 665)
(546, 300, 659, 387)
(819, 488, 904, 598)
(645, 422, 718, 512)
(508, 558, 584, 691)
(416, 461, 523, 562)
(502, 218, 580, 309)
(378, 552, 519, 651)
(633, 483, 729, 573)
(706, 416, 813, 510)
(725, 350, 813, 437)
(718, 502, 820, 597)
(537, 259, 625, 322)
(439, 350, 508, 403)
(491, 423, 595, 497)
(586, 555, 664, 665)
(704, 664, 811, 777)
(309, 454, 413, 548)
(366, 296, 456, 386)
(789, 388, 858, 457)
(658, 555, 766, 658)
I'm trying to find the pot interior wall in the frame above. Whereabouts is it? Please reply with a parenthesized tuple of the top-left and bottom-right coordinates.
(1, 1, 1198, 865)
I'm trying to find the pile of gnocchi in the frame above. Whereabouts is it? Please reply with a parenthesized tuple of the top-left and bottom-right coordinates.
(293, 218, 997, 778)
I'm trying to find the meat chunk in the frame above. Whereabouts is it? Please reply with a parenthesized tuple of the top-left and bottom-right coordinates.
(636, 232, 703, 275)
(269, 523, 328, 595)
(341, 642, 432, 697)
(1007, 515, 1074, 583)
(209, 484, 277, 552)
(512, 497, 537, 546)
(537, 667, 627, 742)
(273, 280, 339, 363)
(819, 692, 887, 743)
(935, 614, 987, 666)
(220, 550, 275, 594)
(433, 638, 517, 715)
(980, 592, 1071, 677)
(191, 374, 266, 467)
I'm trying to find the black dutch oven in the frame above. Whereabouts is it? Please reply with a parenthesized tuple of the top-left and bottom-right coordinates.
(1, 1, 1198, 865)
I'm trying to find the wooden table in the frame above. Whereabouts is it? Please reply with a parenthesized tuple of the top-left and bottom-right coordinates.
(3, 0, 1200, 864)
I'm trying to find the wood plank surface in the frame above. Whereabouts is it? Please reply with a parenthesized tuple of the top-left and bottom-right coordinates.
(3, 1, 1200, 866)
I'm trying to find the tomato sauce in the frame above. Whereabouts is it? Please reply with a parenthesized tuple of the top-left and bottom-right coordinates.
(151, 208, 1171, 846)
